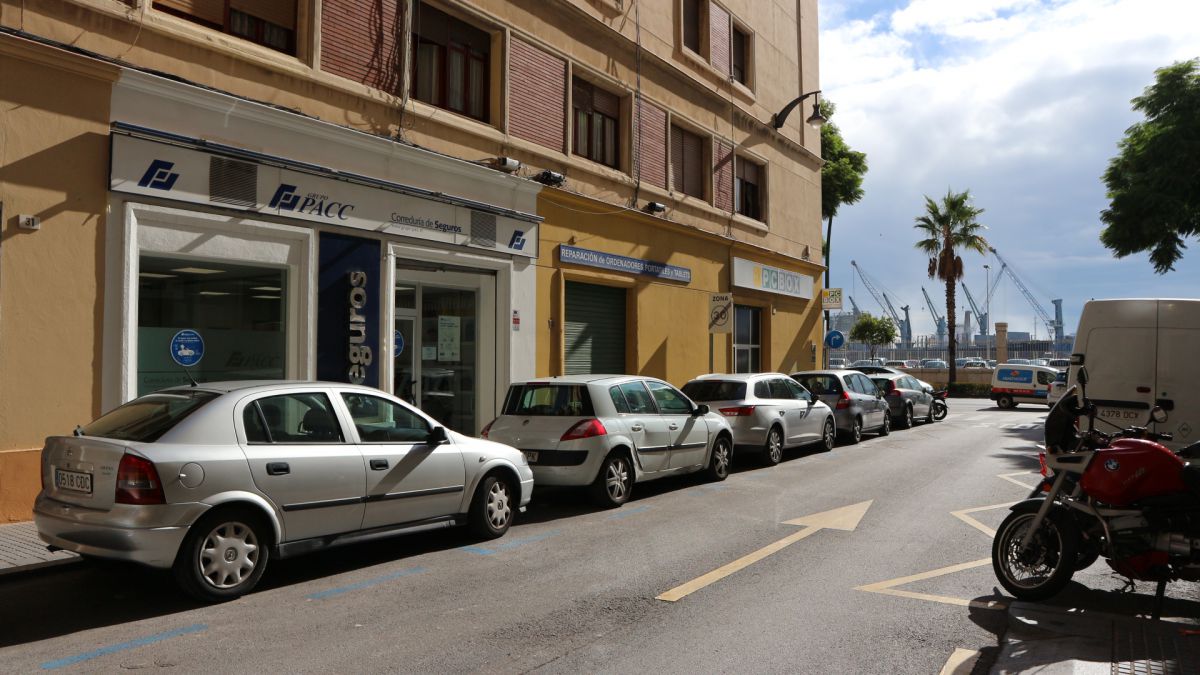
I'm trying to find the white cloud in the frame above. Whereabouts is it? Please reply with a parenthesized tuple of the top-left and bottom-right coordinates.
(818, 0, 1200, 337)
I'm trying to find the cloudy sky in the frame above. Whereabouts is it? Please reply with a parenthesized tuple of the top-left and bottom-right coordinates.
(817, 0, 1199, 341)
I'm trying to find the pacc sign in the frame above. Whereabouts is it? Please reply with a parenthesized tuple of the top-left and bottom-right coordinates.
(347, 271, 373, 384)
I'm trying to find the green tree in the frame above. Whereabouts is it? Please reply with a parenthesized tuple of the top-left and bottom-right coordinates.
(849, 313, 897, 360)
(1099, 59, 1200, 273)
(820, 100, 868, 343)
(914, 189, 989, 384)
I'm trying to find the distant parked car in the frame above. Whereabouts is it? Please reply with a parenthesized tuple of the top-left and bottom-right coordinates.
(922, 359, 949, 369)
(962, 359, 990, 369)
(791, 370, 891, 443)
(1007, 358, 1031, 365)
(1048, 358, 1070, 370)
(850, 358, 887, 368)
(885, 360, 910, 369)
(869, 373, 936, 428)
(483, 375, 733, 508)
(35, 381, 533, 601)
(828, 358, 847, 368)
(682, 373, 836, 465)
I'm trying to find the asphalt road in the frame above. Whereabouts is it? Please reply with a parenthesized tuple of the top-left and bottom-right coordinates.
(3, 399, 1195, 673)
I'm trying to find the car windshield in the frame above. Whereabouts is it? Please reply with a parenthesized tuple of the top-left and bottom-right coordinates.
(503, 384, 595, 416)
(81, 390, 220, 442)
(681, 380, 747, 401)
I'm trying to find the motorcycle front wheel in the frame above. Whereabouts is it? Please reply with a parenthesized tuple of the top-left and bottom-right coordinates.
(932, 401, 948, 421)
(992, 508, 1079, 601)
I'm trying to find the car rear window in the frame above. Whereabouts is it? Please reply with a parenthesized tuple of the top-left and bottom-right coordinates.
(681, 380, 747, 402)
(81, 390, 220, 443)
(794, 375, 841, 395)
(503, 384, 595, 416)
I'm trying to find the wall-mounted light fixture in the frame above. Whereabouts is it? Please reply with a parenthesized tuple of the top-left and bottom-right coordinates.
(642, 201, 666, 214)
(491, 157, 521, 172)
(771, 90, 826, 130)
(533, 170, 566, 187)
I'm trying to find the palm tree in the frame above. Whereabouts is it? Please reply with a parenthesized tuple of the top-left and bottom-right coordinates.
(914, 189, 989, 384)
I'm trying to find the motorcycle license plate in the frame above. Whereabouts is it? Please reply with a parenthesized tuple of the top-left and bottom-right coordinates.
(55, 468, 93, 494)
(1096, 407, 1142, 422)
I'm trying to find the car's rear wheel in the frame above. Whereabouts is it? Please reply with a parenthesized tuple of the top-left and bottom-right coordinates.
(844, 418, 863, 445)
(706, 435, 732, 481)
(764, 427, 784, 466)
(469, 474, 514, 539)
(173, 507, 270, 602)
(997, 395, 1015, 409)
(900, 404, 914, 429)
(591, 452, 633, 508)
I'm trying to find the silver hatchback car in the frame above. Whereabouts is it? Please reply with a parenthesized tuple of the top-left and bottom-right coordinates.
(34, 381, 533, 601)
(681, 373, 836, 465)
(482, 375, 734, 507)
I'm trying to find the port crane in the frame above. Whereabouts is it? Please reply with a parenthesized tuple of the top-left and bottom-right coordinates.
(921, 287, 946, 345)
(988, 248, 1064, 341)
(850, 260, 912, 347)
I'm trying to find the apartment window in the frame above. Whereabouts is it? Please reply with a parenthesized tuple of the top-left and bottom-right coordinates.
(683, 0, 703, 54)
(670, 124, 706, 200)
(154, 1, 296, 54)
(735, 156, 763, 221)
(412, 3, 490, 122)
(732, 25, 750, 85)
(734, 305, 762, 373)
(573, 78, 620, 169)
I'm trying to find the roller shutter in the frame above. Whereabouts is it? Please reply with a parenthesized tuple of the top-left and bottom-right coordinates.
(565, 282, 626, 375)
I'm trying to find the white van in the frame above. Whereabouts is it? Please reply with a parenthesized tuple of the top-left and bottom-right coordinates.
(990, 364, 1058, 408)
(1070, 299, 1200, 451)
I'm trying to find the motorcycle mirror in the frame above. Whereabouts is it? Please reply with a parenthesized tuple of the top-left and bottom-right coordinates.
(1151, 406, 1168, 424)
(1077, 367, 1089, 386)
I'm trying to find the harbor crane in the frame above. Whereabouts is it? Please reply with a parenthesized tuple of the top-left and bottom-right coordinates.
(988, 248, 1064, 341)
(850, 260, 912, 347)
(921, 287, 946, 345)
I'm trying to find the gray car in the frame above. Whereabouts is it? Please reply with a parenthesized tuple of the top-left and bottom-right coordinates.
(790, 370, 891, 444)
(869, 373, 935, 428)
(34, 381, 533, 601)
(681, 373, 836, 465)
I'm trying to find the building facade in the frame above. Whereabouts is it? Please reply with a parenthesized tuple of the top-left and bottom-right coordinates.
(0, 0, 822, 521)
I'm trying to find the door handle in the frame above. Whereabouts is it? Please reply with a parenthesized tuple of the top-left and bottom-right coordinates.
(266, 462, 290, 476)
(668, 423, 679, 430)
(631, 424, 644, 432)
(370, 458, 389, 471)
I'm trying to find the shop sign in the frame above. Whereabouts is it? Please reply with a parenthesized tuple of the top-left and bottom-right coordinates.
(732, 257, 813, 299)
(317, 233, 380, 387)
(170, 329, 204, 367)
(111, 133, 538, 258)
(346, 271, 373, 384)
(822, 288, 843, 310)
(558, 245, 691, 283)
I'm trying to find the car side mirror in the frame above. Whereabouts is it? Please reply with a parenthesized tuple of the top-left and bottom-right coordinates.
(1151, 406, 1168, 423)
(693, 404, 710, 416)
(426, 426, 448, 445)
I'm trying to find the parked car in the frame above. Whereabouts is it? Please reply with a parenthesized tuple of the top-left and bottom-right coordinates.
(1046, 370, 1069, 406)
(849, 365, 906, 376)
(1006, 358, 1031, 365)
(990, 364, 1059, 408)
(790, 370, 891, 443)
(483, 375, 733, 508)
(850, 358, 887, 368)
(1047, 358, 1070, 370)
(884, 360, 910, 369)
(828, 358, 847, 368)
(962, 359, 990, 369)
(682, 373, 836, 465)
(921, 359, 949, 369)
(869, 373, 936, 428)
(35, 381, 532, 601)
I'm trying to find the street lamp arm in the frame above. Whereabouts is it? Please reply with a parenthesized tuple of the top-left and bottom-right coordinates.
(772, 90, 826, 129)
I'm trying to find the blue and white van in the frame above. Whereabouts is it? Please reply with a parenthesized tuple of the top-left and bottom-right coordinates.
(990, 364, 1059, 409)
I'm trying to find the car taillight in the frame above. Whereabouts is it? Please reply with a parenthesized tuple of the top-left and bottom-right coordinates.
(885, 381, 900, 397)
(561, 418, 607, 441)
(835, 391, 851, 410)
(719, 406, 757, 417)
(115, 453, 165, 505)
(480, 418, 496, 439)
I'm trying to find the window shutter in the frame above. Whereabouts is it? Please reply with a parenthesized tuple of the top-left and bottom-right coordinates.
(636, 99, 667, 190)
(670, 125, 685, 193)
(509, 38, 567, 151)
(155, 0, 224, 25)
(683, 130, 704, 199)
(231, 0, 296, 29)
(592, 87, 620, 119)
(709, 2, 731, 75)
(714, 141, 733, 212)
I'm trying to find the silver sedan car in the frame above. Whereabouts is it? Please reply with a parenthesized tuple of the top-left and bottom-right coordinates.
(34, 381, 533, 601)
(681, 373, 836, 465)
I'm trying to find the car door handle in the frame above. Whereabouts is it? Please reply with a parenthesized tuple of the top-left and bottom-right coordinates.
(631, 424, 644, 432)
(369, 459, 389, 471)
(668, 423, 679, 430)
(266, 462, 290, 476)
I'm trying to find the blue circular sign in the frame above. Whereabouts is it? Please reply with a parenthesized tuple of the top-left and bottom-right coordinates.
(170, 329, 205, 367)
(393, 330, 406, 358)
(825, 330, 846, 349)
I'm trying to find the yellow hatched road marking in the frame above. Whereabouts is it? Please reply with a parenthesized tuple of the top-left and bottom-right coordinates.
(950, 501, 1018, 538)
(855, 557, 1007, 611)
(939, 648, 981, 675)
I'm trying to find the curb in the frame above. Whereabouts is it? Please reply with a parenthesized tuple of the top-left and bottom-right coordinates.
(0, 555, 83, 579)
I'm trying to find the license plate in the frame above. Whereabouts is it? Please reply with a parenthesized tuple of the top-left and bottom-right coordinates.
(55, 468, 93, 494)
(522, 451, 539, 463)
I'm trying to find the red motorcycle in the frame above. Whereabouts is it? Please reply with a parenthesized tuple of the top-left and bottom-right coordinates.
(991, 367, 1200, 615)
(931, 389, 949, 421)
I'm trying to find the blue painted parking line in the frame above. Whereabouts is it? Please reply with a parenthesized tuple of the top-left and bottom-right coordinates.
(693, 484, 729, 495)
(41, 623, 207, 670)
(460, 529, 560, 555)
(305, 566, 426, 600)
(607, 505, 652, 520)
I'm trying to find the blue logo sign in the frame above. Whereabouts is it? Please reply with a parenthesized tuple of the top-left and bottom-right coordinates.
(825, 330, 846, 349)
(508, 230, 527, 250)
(170, 329, 205, 367)
(269, 184, 354, 220)
(137, 160, 180, 191)
(269, 184, 302, 210)
(393, 330, 406, 358)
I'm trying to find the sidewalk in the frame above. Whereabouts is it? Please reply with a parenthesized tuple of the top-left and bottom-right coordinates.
(991, 600, 1200, 674)
(0, 521, 80, 577)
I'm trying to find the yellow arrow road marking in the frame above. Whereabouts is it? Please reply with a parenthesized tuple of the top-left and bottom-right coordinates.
(855, 557, 1007, 610)
(657, 501, 872, 602)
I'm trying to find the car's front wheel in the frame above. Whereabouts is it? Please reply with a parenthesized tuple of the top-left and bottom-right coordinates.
(173, 507, 270, 602)
(591, 452, 633, 508)
(820, 418, 836, 452)
(879, 412, 891, 436)
(469, 474, 514, 539)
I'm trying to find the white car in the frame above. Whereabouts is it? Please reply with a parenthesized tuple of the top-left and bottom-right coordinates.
(682, 373, 836, 464)
(482, 375, 734, 507)
(1047, 370, 1069, 406)
(35, 381, 533, 601)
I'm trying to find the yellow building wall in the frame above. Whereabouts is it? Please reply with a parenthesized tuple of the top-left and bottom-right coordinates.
(0, 37, 116, 521)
